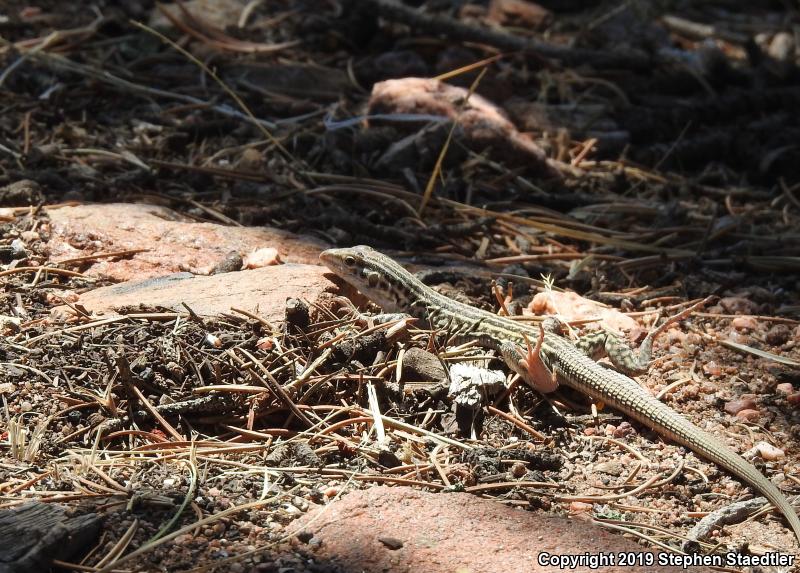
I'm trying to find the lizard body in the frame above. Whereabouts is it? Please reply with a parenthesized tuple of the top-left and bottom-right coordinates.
(320, 245, 800, 545)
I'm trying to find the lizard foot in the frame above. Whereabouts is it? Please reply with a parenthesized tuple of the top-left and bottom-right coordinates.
(518, 323, 559, 394)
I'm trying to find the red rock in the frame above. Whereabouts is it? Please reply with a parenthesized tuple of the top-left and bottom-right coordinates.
(294, 486, 711, 573)
(612, 421, 635, 438)
(735, 409, 760, 422)
(787, 392, 800, 406)
(57, 264, 334, 322)
(529, 291, 638, 332)
(717, 297, 758, 315)
(487, 0, 552, 28)
(776, 383, 794, 395)
(699, 383, 716, 394)
(45, 290, 78, 305)
(731, 316, 758, 331)
(569, 501, 593, 514)
(367, 78, 558, 176)
(510, 462, 527, 478)
(45, 203, 325, 282)
(703, 361, 722, 377)
(724, 397, 757, 415)
(765, 324, 791, 346)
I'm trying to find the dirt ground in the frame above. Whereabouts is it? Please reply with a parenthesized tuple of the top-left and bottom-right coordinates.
(1, 1, 800, 572)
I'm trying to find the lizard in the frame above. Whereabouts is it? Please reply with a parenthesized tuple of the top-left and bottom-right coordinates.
(320, 245, 800, 546)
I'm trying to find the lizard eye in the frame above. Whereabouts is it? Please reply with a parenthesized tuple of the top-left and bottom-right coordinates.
(344, 255, 356, 267)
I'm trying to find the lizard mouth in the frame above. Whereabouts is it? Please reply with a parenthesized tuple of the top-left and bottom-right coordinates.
(319, 248, 349, 275)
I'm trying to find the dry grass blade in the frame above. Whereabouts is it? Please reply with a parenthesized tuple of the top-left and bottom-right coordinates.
(95, 518, 139, 569)
(366, 381, 386, 446)
(147, 458, 198, 542)
(419, 66, 490, 215)
(717, 339, 800, 367)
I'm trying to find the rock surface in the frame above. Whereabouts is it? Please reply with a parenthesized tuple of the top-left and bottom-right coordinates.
(368, 77, 558, 175)
(295, 486, 711, 573)
(60, 264, 333, 321)
(529, 290, 640, 333)
(45, 203, 326, 281)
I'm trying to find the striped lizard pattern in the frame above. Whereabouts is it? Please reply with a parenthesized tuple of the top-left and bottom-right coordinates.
(320, 245, 800, 545)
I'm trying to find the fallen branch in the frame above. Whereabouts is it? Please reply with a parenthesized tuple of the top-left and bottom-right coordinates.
(363, 0, 651, 70)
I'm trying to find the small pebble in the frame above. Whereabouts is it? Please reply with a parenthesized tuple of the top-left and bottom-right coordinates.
(755, 441, 785, 461)
(731, 316, 758, 331)
(174, 534, 193, 545)
(237, 147, 263, 170)
(293, 496, 309, 511)
(787, 392, 800, 406)
(612, 422, 635, 438)
(685, 333, 702, 346)
(703, 361, 722, 377)
(776, 383, 794, 395)
(765, 324, 791, 346)
(256, 337, 274, 350)
(378, 536, 404, 550)
(727, 331, 751, 345)
(595, 461, 624, 476)
(20, 401, 32, 412)
(569, 501, 593, 514)
(735, 408, 760, 422)
(510, 462, 527, 478)
(719, 297, 758, 315)
(724, 397, 757, 415)
(666, 328, 686, 344)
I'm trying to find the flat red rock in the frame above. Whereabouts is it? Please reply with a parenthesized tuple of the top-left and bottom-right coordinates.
(294, 486, 712, 573)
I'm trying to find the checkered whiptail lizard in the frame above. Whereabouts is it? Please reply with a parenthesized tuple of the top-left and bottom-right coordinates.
(320, 245, 800, 545)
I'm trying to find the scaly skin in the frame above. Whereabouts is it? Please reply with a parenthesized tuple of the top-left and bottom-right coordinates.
(320, 245, 800, 546)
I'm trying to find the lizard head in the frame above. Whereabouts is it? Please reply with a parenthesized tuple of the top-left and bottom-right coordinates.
(319, 245, 417, 312)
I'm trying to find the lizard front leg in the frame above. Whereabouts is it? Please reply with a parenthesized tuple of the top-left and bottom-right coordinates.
(500, 323, 559, 393)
